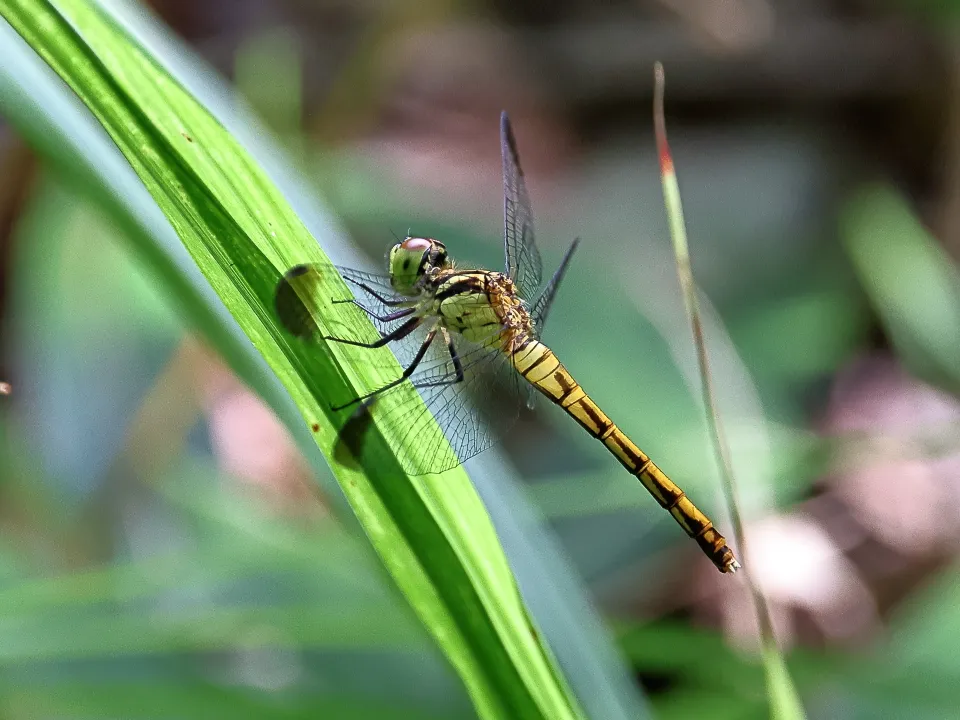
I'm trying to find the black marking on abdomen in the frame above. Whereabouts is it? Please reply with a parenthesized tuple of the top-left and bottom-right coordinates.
(513, 336, 533, 354)
(553, 370, 577, 394)
(557, 382, 580, 404)
(519, 349, 551, 377)
(577, 401, 608, 435)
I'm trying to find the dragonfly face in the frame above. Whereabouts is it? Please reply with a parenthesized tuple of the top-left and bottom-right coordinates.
(387, 237, 449, 296)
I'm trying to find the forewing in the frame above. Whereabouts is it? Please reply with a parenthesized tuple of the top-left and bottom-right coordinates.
(276, 263, 404, 336)
(501, 111, 543, 301)
(371, 325, 528, 475)
(276, 264, 528, 474)
(276, 262, 430, 371)
(531, 237, 580, 334)
(334, 265, 410, 318)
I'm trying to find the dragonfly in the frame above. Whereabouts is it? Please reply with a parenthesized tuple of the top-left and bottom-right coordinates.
(275, 112, 739, 573)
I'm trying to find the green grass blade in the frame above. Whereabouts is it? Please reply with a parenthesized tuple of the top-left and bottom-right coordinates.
(653, 62, 806, 720)
(0, 1, 583, 717)
(3, 13, 649, 719)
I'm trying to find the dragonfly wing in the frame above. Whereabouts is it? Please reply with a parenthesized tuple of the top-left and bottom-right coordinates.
(501, 111, 543, 301)
(334, 265, 415, 318)
(329, 264, 532, 452)
(276, 263, 528, 474)
(276, 263, 403, 335)
(357, 325, 526, 475)
(531, 237, 580, 333)
(276, 261, 442, 398)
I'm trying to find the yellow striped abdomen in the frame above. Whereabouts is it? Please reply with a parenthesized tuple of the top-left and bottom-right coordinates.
(511, 340, 739, 573)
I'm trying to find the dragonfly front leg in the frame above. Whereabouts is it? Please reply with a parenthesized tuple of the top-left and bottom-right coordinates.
(342, 278, 409, 306)
(333, 299, 416, 323)
(332, 326, 439, 410)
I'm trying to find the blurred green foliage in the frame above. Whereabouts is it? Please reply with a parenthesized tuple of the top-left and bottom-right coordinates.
(2, 0, 960, 718)
(844, 185, 960, 396)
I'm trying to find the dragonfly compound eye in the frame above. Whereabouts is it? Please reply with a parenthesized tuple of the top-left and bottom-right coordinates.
(389, 239, 434, 295)
(400, 237, 432, 252)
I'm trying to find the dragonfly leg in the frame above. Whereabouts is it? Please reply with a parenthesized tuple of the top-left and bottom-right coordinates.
(325, 316, 421, 349)
(333, 326, 439, 410)
(333, 300, 416, 323)
(415, 328, 465, 389)
(342, 278, 408, 306)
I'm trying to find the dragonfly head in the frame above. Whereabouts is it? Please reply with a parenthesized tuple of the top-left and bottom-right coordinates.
(388, 237, 449, 295)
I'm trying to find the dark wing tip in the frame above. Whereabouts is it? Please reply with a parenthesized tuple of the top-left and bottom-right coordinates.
(500, 111, 524, 177)
(275, 263, 324, 339)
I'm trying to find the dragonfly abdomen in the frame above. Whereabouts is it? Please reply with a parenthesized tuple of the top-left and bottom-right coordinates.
(513, 341, 739, 573)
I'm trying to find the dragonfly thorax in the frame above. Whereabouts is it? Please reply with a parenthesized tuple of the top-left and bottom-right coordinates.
(388, 237, 449, 296)
(487, 273, 536, 353)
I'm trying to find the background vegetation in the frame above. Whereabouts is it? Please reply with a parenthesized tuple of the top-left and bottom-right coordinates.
(2, 0, 960, 718)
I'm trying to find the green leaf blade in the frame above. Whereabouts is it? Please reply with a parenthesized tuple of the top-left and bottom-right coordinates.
(0, 1, 583, 717)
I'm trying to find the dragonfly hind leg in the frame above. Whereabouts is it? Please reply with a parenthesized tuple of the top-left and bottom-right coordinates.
(415, 329, 465, 390)
(332, 326, 439, 411)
